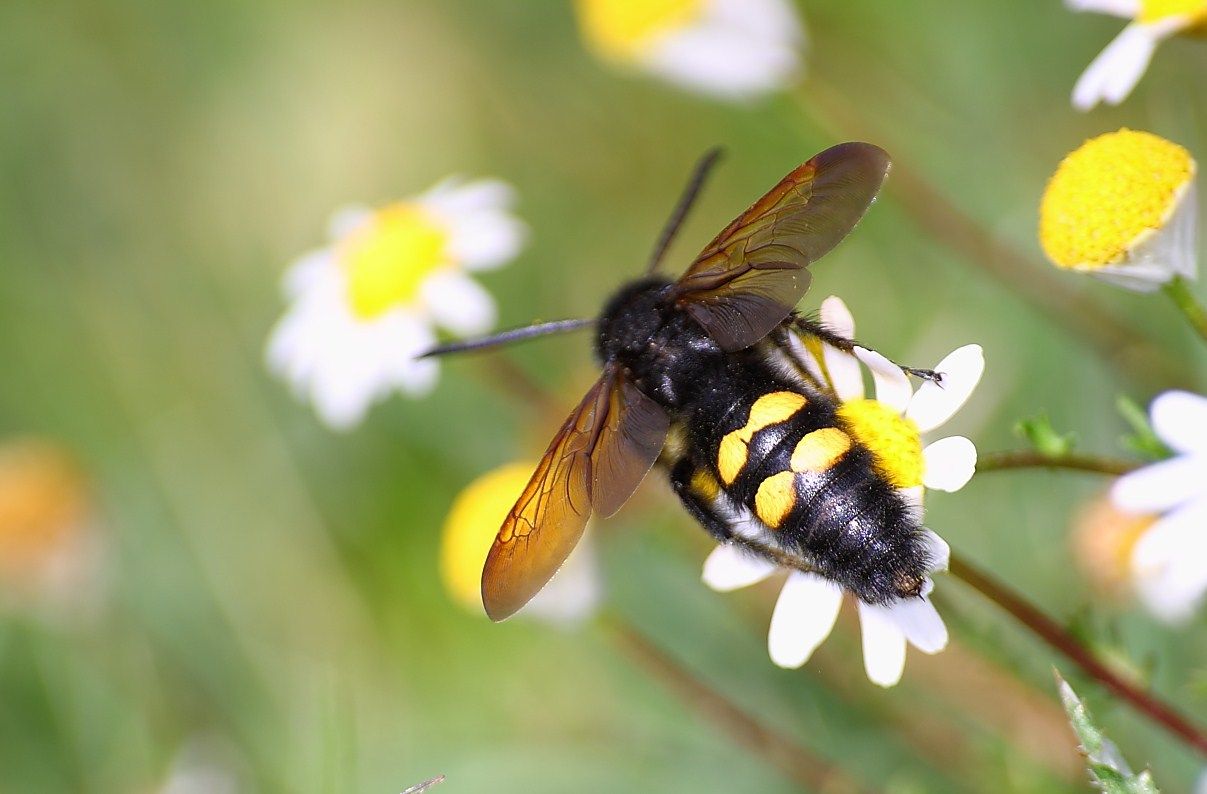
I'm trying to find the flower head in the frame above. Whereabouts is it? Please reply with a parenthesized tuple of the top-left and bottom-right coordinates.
(1040, 129, 1197, 292)
(441, 461, 601, 625)
(267, 178, 526, 429)
(575, 0, 804, 100)
(704, 297, 985, 686)
(1068, 0, 1207, 110)
(1110, 390, 1207, 623)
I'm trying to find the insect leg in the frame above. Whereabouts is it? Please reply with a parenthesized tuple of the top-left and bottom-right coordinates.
(788, 317, 942, 383)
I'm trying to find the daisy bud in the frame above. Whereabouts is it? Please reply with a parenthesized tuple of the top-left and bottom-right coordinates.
(1040, 129, 1197, 292)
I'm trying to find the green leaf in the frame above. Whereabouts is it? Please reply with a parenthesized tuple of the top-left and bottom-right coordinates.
(1014, 415, 1076, 457)
(1056, 671, 1160, 794)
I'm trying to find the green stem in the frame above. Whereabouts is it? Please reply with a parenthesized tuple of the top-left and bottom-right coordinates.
(1162, 276, 1207, 345)
(976, 450, 1137, 476)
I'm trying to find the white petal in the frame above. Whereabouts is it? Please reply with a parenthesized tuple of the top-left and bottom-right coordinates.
(1150, 390, 1207, 455)
(1131, 500, 1207, 623)
(857, 601, 908, 687)
(523, 534, 602, 626)
(819, 295, 855, 337)
(702, 544, 776, 591)
(767, 572, 843, 669)
(883, 593, 948, 654)
(1071, 23, 1160, 111)
(922, 436, 978, 492)
(920, 528, 951, 573)
(1111, 455, 1207, 514)
(854, 346, 912, 412)
(1065, 0, 1139, 17)
(420, 178, 516, 216)
(419, 270, 497, 336)
(643, 24, 800, 100)
(906, 344, 984, 433)
(280, 250, 338, 299)
(327, 204, 372, 240)
(825, 347, 864, 401)
(446, 210, 527, 272)
(899, 485, 925, 523)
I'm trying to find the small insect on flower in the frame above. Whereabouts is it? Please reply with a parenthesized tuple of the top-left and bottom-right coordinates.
(1110, 391, 1207, 624)
(426, 144, 983, 689)
(1040, 129, 1198, 292)
(702, 296, 983, 686)
(575, 0, 804, 100)
(266, 179, 526, 429)
(1068, 0, 1207, 110)
(441, 462, 601, 625)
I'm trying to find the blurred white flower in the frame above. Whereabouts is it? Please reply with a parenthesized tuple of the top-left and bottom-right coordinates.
(704, 296, 985, 686)
(267, 178, 526, 429)
(576, 0, 804, 100)
(1068, 0, 1207, 110)
(1111, 390, 1207, 623)
(441, 461, 601, 626)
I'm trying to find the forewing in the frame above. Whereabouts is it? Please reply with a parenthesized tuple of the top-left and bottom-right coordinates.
(481, 372, 668, 621)
(591, 375, 670, 518)
(673, 142, 891, 351)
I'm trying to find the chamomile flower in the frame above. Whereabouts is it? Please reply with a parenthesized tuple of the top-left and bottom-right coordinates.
(267, 178, 526, 430)
(1040, 129, 1197, 292)
(441, 461, 601, 625)
(703, 296, 985, 687)
(575, 0, 804, 100)
(1110, 390, 1207, 623)
(1068, 0, 1207, 110)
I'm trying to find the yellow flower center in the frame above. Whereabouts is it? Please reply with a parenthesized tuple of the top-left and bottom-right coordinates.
(837, 399, 924, 488)
(576, 0, 704, 61)
(0, 441, 88, 578)
(1039, 129, 1194, 269)
(1138, 0, 1207, 23)
(1074, 495, 1157, 598)
(440, 461, 535, 613)
(339, 203, 449, 319)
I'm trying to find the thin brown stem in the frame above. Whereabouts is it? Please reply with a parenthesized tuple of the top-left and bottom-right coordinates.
(976, 450, 1137, 476)
(604, 616, 866, 793)
(479, 355, 564, 418)
(948, 554, 1207, 756)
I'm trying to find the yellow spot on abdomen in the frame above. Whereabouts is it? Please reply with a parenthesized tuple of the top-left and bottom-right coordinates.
(790, 428, 852, 472)
(837, 399, 923, 488)
(754, 471, 797, 529)
(716, 391, 807, 485)
(690, 468, 720, 502)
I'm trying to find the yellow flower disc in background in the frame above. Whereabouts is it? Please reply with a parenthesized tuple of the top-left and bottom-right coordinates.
(340, 203, 449, 319)
(837, 400, 924, 489)
(0, 440, 88, 577)
(576, 0, 703, 61)
(1138, 0, 1207, 24)
(440, 462, 535, 613)
(1040, 129, 1194, 270)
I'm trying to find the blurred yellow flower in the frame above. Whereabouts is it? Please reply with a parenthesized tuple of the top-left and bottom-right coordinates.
(266, 178, 526, 429)
(575, 0, 804, 100)
(1068, 0, 1207, 110)
(1073, 492, 1155, 601)
(0, 439, 102, 615)
(1040, 129, 1197, 291)
(441, 461, 601, 624)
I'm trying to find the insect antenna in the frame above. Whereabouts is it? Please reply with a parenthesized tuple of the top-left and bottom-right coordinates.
(645, 146, 724, 274)
(418, 318, 594, 358)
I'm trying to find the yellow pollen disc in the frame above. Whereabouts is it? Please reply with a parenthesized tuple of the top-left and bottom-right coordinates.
(717, 391, 807, 485)
(576, 0, 704, 61)
(1138, 0, 1207, 23)
(754, 471, 797, 530)
(0, 441, 89, 577)
(837, 399, 924, 489)
(790, 428, 852, 472)
(440, 461, 534, 613)
(1039, 129, 1194, 270)
(1074, 495, 1157, 598)
(340, 203, 450, 319)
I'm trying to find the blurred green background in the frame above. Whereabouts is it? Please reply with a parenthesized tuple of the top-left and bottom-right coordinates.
(2, 0, 1206, 791)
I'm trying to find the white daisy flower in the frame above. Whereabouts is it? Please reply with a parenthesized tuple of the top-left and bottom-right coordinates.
(1040, 129, 1197, 293)
(441, 461, 601, 627)
(1111, 390, 1207, 624)
(575, 0, 804, 100)
(703, 296, 985, 687)
(1068, 0, 1207, 111)
(266, 178, 526, 429)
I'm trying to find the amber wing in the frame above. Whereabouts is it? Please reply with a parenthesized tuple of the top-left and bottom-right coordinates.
(672, 142, 891, 351)
(481, 368, 669, 621)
